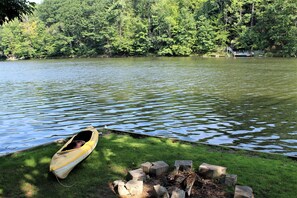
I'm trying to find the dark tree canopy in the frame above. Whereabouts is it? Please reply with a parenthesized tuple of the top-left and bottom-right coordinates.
(0, 0, 35, 25)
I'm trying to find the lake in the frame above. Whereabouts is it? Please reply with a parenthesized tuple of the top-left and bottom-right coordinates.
(0, 57, 296, 156)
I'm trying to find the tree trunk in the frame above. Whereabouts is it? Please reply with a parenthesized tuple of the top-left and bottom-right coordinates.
(251, 3, 255, 27)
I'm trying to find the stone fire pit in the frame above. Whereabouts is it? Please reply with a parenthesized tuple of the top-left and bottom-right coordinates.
(111, 160, 254, 198)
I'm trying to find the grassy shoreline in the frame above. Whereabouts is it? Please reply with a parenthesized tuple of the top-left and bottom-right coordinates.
(0, 130, 296, 197)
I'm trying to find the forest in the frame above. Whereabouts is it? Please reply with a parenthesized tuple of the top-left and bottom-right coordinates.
(0, 0, 296, 59)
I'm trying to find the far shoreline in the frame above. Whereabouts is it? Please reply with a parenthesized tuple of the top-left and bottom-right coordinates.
(2, 51, 295, 61)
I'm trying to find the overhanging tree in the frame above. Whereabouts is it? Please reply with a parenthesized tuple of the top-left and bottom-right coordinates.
(0, 0, 35, 25)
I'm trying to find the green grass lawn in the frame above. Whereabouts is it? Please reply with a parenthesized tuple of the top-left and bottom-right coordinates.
(0, 130, 296, 198)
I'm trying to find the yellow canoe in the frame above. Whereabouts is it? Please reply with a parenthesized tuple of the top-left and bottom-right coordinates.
(50, 126, 99, 179)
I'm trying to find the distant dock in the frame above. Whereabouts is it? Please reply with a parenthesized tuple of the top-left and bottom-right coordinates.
(227, 47, 254, 57)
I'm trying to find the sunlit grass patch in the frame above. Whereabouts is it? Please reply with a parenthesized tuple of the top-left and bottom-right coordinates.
(110, 164, 127, 175)
(20, 180, 38, 197)
(24, 158, 37, 168)
(0, 131, 296, 198)
(24, 174, 34, 181)
(39, 157, 51, 164)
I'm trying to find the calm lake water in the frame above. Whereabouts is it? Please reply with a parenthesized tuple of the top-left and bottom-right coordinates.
(0, 57, 297, 156)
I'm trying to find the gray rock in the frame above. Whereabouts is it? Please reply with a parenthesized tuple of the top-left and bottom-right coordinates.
(117, 181, 130, 197)
(126, 180, 143, 196)
(129, 168, 146, 181)
(150, 161, 169, 176)
(174, 160, 193, 171)
(141, 162, 152, 174)
(113, 180, 124, 187)
(154, 184, 169, 198)
(234, 185, 254, 198)
(171, 188, 185, 198)
(199, 163, 227, 179)
(225, 174, 237, 186)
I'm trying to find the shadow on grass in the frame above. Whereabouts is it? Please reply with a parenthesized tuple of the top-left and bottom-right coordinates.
(0, 131, 297, 198)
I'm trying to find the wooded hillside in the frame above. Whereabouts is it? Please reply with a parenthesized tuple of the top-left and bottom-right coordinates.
(0, 0, 296, 58)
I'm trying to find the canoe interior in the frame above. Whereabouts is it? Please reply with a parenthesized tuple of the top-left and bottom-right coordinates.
(62, 130, 93, 151)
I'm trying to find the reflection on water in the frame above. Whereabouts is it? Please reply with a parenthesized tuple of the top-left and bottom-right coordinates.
(0, 57, 297, 156)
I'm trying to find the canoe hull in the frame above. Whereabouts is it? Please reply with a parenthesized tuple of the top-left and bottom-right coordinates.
(50, 126, 99, 179)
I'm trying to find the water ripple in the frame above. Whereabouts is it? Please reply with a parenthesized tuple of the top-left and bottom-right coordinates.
(0, 58, 297, 156)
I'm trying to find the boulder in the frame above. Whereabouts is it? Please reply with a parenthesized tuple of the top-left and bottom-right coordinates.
(171, 188, 185, 198)
(117, 181, 130, 197)
(126, 180, 143, 196)
(129, 168, 146, 181)
(154, 184, 169, 198)
(141, 162, 152, 174)
(150, 161, 169, 176)
(199, 163, 227, 179)
(174, 160, 193, 171)
(113, 180, 124, 187)
(225, 174, 237, 186)
(234, 185, 254, 198)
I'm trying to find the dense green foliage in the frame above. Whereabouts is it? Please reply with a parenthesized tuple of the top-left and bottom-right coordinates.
(0, 132, 296, 197)
(0, 0, 296, 58)
(0, 0, 35, 25)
